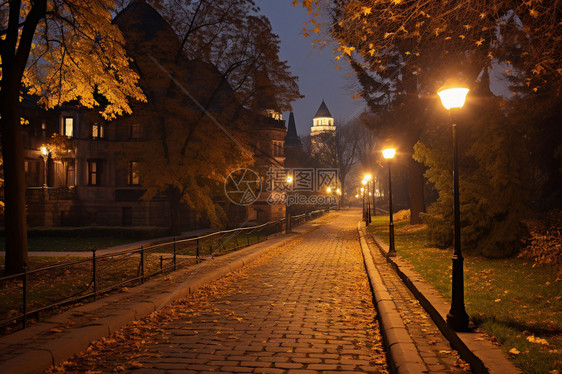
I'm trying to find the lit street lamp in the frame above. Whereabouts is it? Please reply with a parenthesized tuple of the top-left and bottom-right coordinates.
(438, 82, 470, 332)
(285, 176, 293, 234)
(336, 188, 341, 210)
(362, 178, 371, 225)
(382, 148, 396, 257)
(361, 187, 366, 222)
(41, 146, 49, 188)
(364, 174, 374, 219)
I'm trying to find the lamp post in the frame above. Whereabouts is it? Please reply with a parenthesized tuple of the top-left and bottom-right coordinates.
(382, 148, 396, 257)
(437, 83, 470, 332)
(285, 176, 293, 234)
(362, 178, 371, 225)
(364, 174, 373, 219)
(336, 188, 341, 210)
(361, 187, 366, 222)
(41, 146, 49, 188)
(372, 178, 376, 217)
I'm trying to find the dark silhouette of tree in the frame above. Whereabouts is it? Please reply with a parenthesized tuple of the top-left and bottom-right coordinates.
(1, 0, 145, 274)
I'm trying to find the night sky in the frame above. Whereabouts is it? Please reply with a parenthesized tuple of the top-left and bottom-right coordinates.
(256, 0, 366, 138)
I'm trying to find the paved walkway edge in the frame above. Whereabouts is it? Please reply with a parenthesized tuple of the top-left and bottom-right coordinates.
(0, 223, 321, 374)
(357, 222, 426, 374)
(367, 229, 522, 374)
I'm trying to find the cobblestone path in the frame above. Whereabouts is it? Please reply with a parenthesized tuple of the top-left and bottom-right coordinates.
(365, 230, 471, 373)
(48, 211, 388, 374)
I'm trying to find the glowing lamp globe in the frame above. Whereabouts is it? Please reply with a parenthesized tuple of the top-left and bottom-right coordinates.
(382, 148, 396, 159)
(437, 87, 469, 110)
(364, 174, 372, 181)
(41, 146, 48, 156)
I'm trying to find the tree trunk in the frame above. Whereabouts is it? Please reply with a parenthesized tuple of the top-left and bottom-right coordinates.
(167, 187, 182, 236)
(408, 157, 426, 224)
(0, 84, 29, 275)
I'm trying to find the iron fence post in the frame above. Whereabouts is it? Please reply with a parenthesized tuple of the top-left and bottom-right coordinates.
(196, 238, 200, 260)
(173, 237, 177, 271)
(22, 263, 28, 329)
(160, 255, 163, 274)
(140, 246, 145, 284)
(92, 249, 97, 300)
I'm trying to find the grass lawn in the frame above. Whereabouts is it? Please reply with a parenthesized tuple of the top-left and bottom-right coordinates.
(0, 236, 142, 252)
(368, 215, 562, 374)
(0, 227, 276, 334)
(0, 254, 187, 334)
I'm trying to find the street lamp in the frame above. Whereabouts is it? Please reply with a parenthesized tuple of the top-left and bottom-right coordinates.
(285, 176, 293, 234)
(361, 187, 366, 222)
(41, 146, 49, 188)
(438, 82, 470, 332)
(382, 148, 396, 257)
(362, 178, 371, 225)
(364, 174, 375, 218)
(336, 188, 341, 210)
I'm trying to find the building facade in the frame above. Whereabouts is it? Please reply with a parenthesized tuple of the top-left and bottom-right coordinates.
(6, 1, 287, 231)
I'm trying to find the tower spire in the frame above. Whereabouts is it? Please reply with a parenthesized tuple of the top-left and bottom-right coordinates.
(284, 112, 301, 148)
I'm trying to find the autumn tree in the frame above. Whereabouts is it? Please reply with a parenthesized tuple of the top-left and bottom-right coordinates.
(152, 0, 301, 111)
(114, 1, 301, 234)
(0, 0, 145, 274)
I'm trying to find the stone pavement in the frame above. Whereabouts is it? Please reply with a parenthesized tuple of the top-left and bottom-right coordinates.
(359, 225, 470, 373)
(365, 225, 521, 374)
(0, 222, 314, 374)
(45, 210, 389, 374)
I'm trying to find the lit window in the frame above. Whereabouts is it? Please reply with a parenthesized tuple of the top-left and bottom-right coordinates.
(91, 123, 104, 139)
(128, 161, 140, 185)
(88, 160, 102, 185)
(63, 117, 73, 137)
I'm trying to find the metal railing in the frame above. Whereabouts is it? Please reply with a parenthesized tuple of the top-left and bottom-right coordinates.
(0, 209, 329, 332)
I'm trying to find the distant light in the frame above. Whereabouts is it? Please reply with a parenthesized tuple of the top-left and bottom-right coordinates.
(336, 188, 341, 195)
(437, 87, 469, 110)
(355, 194, 359, 198)
(360, 187, 364, 192)
(362, 179, 367, 185)
(364, 174, 372, 181)
(327, 187, 332, 193)
(286, 176, 293, 184)
(382, 148, 396, 159)
(41, 146, 48, 156)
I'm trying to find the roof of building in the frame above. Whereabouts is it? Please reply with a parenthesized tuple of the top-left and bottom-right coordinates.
(284, 112, 301, 147)
(313, 100, 332, 118)
(253, 69, 280, 112)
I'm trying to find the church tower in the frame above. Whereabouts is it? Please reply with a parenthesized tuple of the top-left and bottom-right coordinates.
(310, 100, 335, 160)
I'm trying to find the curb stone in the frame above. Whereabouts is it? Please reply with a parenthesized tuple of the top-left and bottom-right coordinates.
(357, 222, 427, 374)
(368, 230, 522, 374)
(0, 222, 322, 374)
